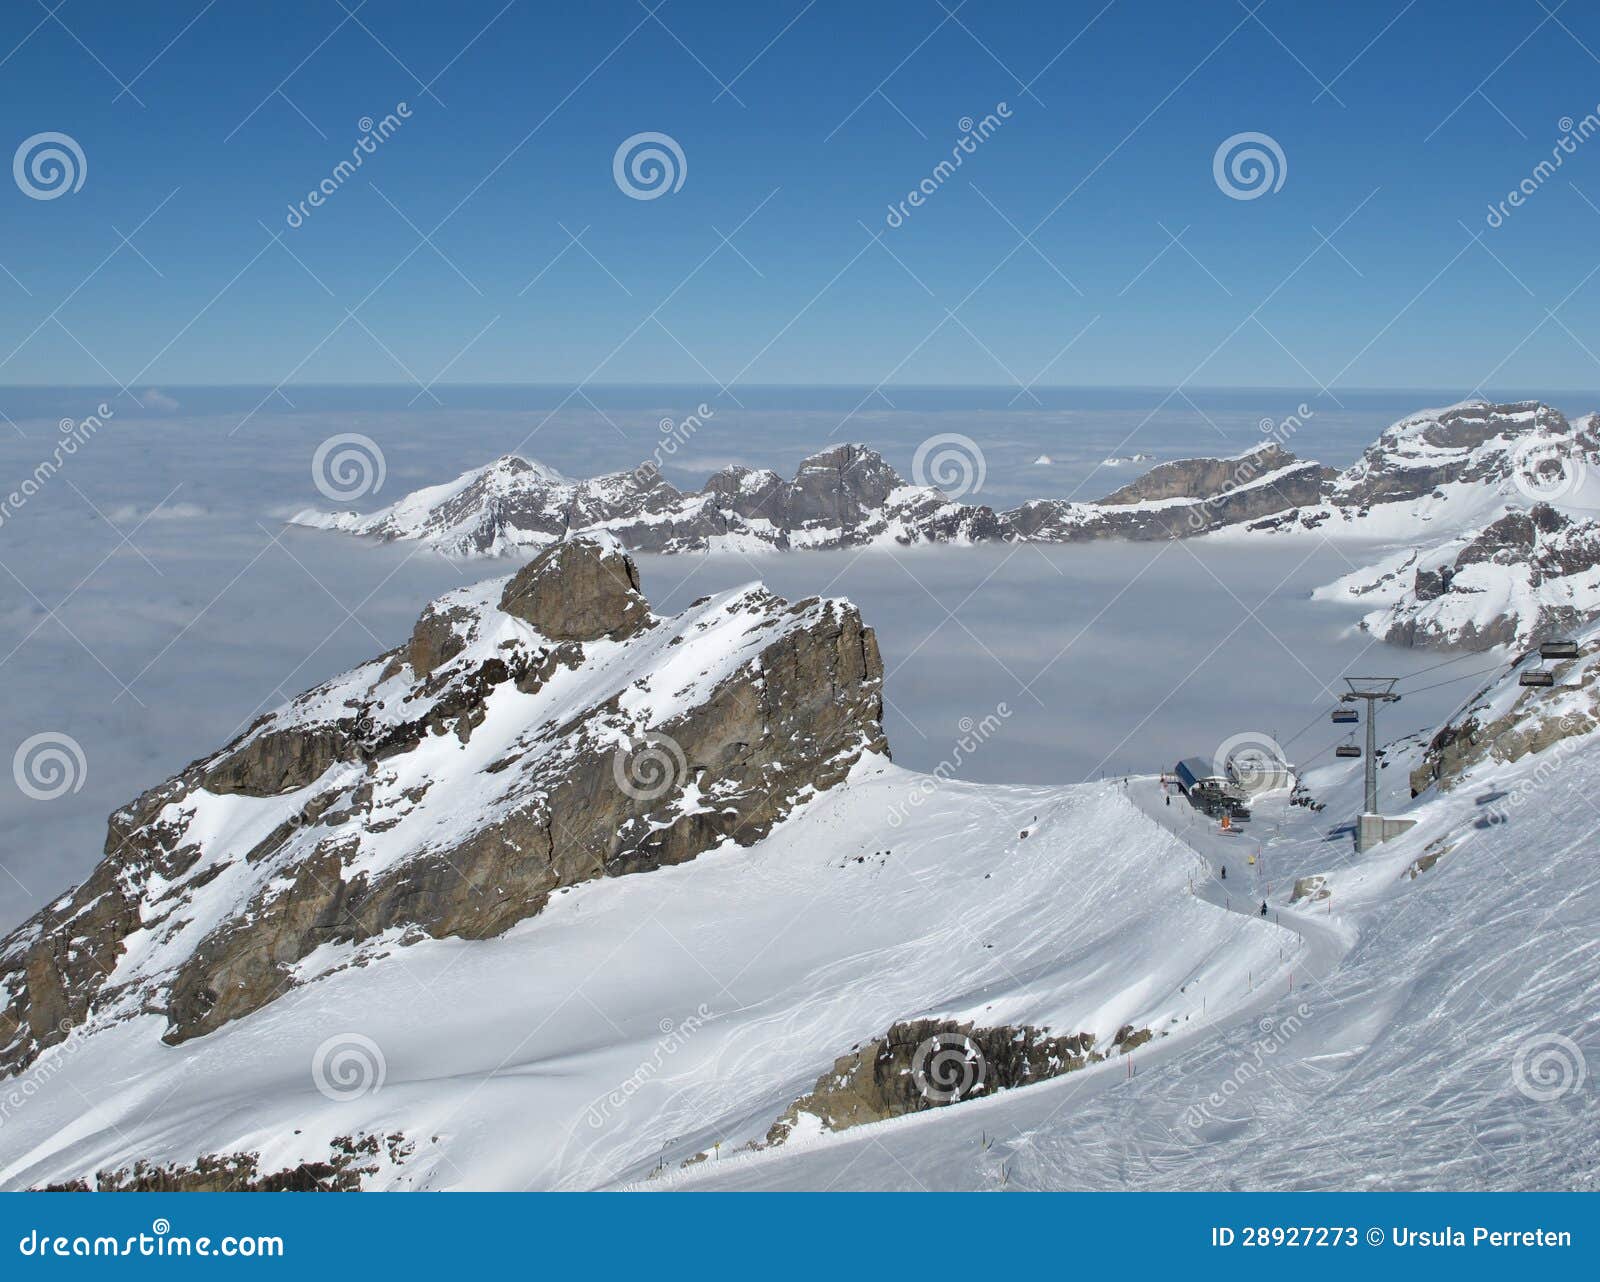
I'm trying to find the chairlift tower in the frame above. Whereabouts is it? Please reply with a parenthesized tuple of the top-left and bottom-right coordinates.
(1340, 677, 1414, 851)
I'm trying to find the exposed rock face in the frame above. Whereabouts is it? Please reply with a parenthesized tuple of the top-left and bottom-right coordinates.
(1099, 443, 1294, 505)
(764, 1018, 1139, 1146)
(1408, 631, 1597, 796)
(1334, 401, 1585, 508)
(1337, 505, 1600, 652)
(497, 537, 651, 642)
(42, 1133, 413, 1192)
(1007, 446, 1329, 542)
(0, 538, 887, 1074)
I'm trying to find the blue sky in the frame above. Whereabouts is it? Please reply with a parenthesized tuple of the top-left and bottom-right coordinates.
(3, 0, 1600, 392)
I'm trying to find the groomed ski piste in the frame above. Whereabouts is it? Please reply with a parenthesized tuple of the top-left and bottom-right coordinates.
(2, 617, 1595, 1192)
(669, 650, 1600, 1191)
(0, 757, 1289, 1191)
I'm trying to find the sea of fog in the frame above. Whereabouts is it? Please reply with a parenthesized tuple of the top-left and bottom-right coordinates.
(1, 384, 1588, 931)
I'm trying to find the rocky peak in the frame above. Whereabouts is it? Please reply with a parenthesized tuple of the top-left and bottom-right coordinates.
(1334, 400, 1589, 508)
(1096, 442, 1296, 506)
(497, 536, 651, 642)
(0, 552, 887, 1074)
(701, 464, 785, 520)
(786, 444, 904, 528)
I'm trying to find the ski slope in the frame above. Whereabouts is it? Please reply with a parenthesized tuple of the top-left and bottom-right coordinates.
(0, 761, 1292, 1191)
(673, 725, 1600, 1190)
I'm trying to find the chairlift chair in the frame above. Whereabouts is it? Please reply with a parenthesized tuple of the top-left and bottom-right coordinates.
(1520, 667, 1555, 688)
(1331, 708, 1358, 724)
(1539, 638, 1579, 660)
(1335, 741, 1362, 759)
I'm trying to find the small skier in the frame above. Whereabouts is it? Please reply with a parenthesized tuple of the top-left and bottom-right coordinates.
(1259, 901, 1268, 917)
(1220, 865, 1226, 880)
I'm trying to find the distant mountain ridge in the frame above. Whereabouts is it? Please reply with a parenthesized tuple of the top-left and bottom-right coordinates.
(291, 439, 1323, 555)
(293, 399, 1600, 651)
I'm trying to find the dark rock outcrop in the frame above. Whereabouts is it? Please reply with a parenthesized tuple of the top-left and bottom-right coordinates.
(764, 1018, 1143, 1146)
(42, 1133, 413, 1193)
(1006, 448, 1329, 542)
(497, 538, 651, 642)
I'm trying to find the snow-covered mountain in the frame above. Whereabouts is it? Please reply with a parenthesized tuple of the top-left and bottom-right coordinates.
(292, 403, 1600, 652)
(1257, 399, 1600, 539)
(0, 535, 1284, 1190)
(1315, 504, 1600, 651)
(292, 440, 1321, 556)
(2, 538, 1595, 1191)
(1293, 401, 1600, 650)
(293, 445, 1003, 557)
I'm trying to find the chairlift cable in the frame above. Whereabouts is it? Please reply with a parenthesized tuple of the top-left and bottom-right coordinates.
(1395, 662, 1518, 698)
